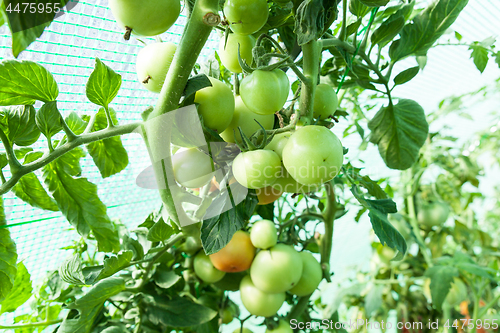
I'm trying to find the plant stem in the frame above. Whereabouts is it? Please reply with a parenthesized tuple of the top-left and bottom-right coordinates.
(321, 181, 336, 282)
(0, 319, 63, 329)
(286, 295, 311, 321)
(298, 40, 320, 124)
(0, 128, 22, 174)
(339, 0, 348, 41)
(0, 122, 141, 195)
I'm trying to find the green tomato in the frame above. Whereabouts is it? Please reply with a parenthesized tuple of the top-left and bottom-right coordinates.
(219, 33, 256, 73)
(266, 320, 293, 333)
(250, 220, 277, 249)
(193, 251, 226, 283)
(224, 0, 269, 35)
(240, 275, 286, 317)
(250, 243, 303, 293)
(417, 201, 450, 228)
(233, 328, 254, 333)
(172, 148, 214, 188)
(136, 42, 177, 93)
(232, 150, 281, 189)
(240, 69, 290, 115)
(194, 77, 235, 133)
(271, 167, 318, 194)
(282, 125, 343, 186)
(220, 96, 275, 143)
(288, 251, 322, 296)
(109, 0, 180, 37)
(221, 307, 234, 324)
(265, 132, 291, 160)
(313, 83, 338, 120)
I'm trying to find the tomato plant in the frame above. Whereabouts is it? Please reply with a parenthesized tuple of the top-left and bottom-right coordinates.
(0, 0, 497, 331)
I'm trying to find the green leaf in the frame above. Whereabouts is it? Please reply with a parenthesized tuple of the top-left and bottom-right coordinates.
(182, 74, 212, 105)
(95, 251, 133, 282)
(65, 112, 88, 135)
(256, 202, 274, 220)
(0, 147, 32, 169)
(349, 0, 371, 17)
(454, 31, 462, 41)
(0, 60, 59, 105)
(0, 105, 41, 146)
(201, 190, 258, 255)
(22, 151, 43, 164)
(389, 0, 469, 61)
(346, 20, 362, 37)
(350, 186, 405, 258)
(147, 218, 175, 243)
(0, 197, 18, 303)
(85, 108, 128, 178)
(12, 173, 59, 211)
(371, 13, 405, 47)
(494, 52, 500, 68)
(35, 101, 63, 139)
(43, 150, 120, 253)
(86, 58, 122, 108)
(58, 255, 86, 285)
(469, 43, 489, 73)
(0, 262, 32, 314)
(368, 99, 429, 170)
(143, 296, 217, 327)
(364, 285, 384, 317)
(294, 0, 339, 45)
(153, 265, 182, 289)
(59, 277, 126, 333)
(358, 0, 389, 7)
(425, 265, 459, 310)
(393, 66, 420, 86)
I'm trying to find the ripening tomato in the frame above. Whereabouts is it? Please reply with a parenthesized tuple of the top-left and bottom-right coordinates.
(109, 0, 180, 37)
(239, 275, 286, 317)
(282, 125, 343, 186)
(172, 148, 214, 188)
(219, 33, 256, 73)
(220, 96, 275, 144)
(209, 231, 255, 272)
(224, 0, 269, 35)
(313, 83, 338, 120)
(250, 220, 277, 249)
(240, 69, 290, 115)
(193, 251, 226, 283)
(194, 77, 235, 133)
(288, 252, 322, 296)
(264, 132, 291, 160)
(250, 243, 303, 293)
(256, 186, 283, 205)
(232, 150, 281, 189)
(136, 42, 177, 93)
(266, 320, 293, 333)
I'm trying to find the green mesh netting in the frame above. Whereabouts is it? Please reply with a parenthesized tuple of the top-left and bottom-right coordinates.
(0, 0, 219, 324)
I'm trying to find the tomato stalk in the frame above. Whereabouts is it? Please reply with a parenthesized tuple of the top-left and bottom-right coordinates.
(320, 181, 336, 282)
(0, 320, 63, 330)
(298, 40, 320, 125)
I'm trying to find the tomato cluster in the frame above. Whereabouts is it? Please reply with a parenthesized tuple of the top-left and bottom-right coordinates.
(193, 220, 323, 320)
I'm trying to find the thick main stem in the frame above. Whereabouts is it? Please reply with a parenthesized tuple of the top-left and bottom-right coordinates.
(321, 181, 336, 281)
(298, 40, 320, 125)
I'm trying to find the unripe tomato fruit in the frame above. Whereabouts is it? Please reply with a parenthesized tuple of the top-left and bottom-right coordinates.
(250, 220, 277, 249)
(109, 0, 180, 37)
(172, 148, 214, 188)
(265, 132, 291, 160)
(232, 150, 281, 189)
(272, 167, 318, 194)
(250, 243, 303, 293)
(209, 231, 255, 272)
(220, 96, 275, 144)
(224, 0, 269, 35)
(194, 77, 235, 133)
(193, 251, 226, 283)
(417, 201, 450, 228)
(219, 33, 256, 73)
(313, 83, 338, 119)
(240, 69, 290, 115)
(136, 42, 177, 93)
(266, 320, 293, 333)
(256, 186, 283, 205)
(221, 307, 233, 324)
(233, 328, 254, 333)
(288, 251, 322, 296)
(239, 275, 286, 317)
(282, 126, 343, 186)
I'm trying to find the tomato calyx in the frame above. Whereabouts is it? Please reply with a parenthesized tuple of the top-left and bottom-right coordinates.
(238, 34, 291, 74)
(233, 119, 275, 152)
